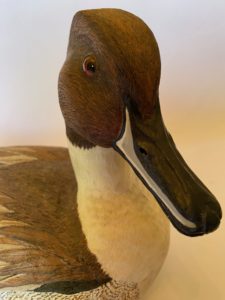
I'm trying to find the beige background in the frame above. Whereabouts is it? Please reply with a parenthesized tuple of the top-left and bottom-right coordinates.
(0, 1, 225, 299)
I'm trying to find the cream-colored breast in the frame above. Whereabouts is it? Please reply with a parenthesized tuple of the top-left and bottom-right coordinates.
(68, 141, 170, 285)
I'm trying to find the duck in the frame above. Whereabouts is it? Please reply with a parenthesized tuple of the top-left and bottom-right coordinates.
(0, 8, 222, 300)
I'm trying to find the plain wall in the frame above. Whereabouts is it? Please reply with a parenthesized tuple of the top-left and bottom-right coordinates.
(0, 0, 224, 146)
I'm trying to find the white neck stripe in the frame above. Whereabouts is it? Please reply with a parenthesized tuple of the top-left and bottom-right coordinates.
(116, 109, 196, 229)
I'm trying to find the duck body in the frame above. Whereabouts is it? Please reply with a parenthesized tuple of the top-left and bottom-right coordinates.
(0, 146, 169, 299)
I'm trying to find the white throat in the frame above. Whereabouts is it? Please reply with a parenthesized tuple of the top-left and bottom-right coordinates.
(68, 140, 134, 196)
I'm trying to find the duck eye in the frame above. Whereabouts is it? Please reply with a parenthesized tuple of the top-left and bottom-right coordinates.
(83, 56, 96, 76)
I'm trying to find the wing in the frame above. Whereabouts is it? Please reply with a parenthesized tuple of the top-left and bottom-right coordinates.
(0, 146, 110, 291)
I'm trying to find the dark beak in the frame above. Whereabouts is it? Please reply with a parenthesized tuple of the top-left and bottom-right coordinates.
(114, 100, 222, 237)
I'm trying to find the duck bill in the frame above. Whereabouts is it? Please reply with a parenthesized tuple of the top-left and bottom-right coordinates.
(114, 100, 222, 237)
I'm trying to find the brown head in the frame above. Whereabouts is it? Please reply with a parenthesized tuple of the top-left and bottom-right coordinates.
(58, 9, 222, 236)
(59, 9, 160, 147)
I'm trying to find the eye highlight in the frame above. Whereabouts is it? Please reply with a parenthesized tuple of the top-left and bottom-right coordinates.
(83, 56, 96, 76)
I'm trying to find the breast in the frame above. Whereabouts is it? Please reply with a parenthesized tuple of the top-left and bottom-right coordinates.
(77, 170, 170, 284)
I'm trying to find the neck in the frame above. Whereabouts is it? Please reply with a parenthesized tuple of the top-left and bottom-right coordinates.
(68, 139, 137, 198)
(67, 139, 169, 283)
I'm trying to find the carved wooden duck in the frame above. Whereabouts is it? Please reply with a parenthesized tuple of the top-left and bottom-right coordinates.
(0, 8, 222, 300)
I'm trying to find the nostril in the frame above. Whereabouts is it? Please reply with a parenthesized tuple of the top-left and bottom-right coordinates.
(139, 147, 148, 156)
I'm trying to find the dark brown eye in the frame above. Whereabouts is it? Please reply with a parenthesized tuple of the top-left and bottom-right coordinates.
(83, 56, 96, 76)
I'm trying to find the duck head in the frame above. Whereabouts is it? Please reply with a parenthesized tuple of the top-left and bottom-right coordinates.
(58, 8, 222, 237)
